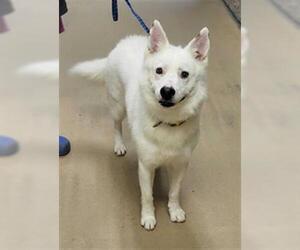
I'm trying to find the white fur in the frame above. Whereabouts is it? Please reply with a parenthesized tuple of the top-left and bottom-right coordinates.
(69, 59, 107, 80)
(71, 20, 210, 231)
(17, 60, 59, 80)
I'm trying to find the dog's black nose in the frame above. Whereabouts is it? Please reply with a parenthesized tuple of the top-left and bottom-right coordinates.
(160, 86, 175, 100)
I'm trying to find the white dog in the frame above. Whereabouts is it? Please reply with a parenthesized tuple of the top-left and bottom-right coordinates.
(71, 20, 210, 230)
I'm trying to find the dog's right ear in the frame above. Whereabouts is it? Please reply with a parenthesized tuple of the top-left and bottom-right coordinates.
(148, 20, 169, 53)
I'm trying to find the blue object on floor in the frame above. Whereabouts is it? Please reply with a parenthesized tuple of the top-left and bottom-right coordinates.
(59, 136, 71, 156)
(0, 135, 19, 156)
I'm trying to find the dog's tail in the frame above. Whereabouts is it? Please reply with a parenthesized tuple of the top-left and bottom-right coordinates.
(70, 58, 107, 81)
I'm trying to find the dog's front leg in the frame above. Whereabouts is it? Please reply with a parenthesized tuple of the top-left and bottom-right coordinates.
(167, 163, 187, 223)
(138, 161, 156, 230)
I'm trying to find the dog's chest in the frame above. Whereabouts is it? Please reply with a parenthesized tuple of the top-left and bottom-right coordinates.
(150, 125, 187, 146)
(133, 121, 199, 166)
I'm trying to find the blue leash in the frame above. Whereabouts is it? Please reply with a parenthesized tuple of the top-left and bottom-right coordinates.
(112, 0, 150, 34)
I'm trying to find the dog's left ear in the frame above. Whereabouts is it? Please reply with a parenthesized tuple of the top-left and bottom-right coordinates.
(148, 20, 169, 53)
(186, 27, 210, 61)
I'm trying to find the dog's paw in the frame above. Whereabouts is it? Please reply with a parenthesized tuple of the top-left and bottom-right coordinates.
(169, 207, 186, 223)
(141, 215, 156, 231)
(114, 143, 127, 156)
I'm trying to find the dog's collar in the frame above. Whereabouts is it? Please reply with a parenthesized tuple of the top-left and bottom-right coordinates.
(153, 120, 186, 128)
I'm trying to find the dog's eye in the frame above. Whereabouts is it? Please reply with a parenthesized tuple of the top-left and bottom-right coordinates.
(155, 67, 163, 75)
(181, 71, 189, 79)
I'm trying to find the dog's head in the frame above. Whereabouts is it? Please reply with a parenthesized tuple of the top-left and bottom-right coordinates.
(142, 20, 210, 113)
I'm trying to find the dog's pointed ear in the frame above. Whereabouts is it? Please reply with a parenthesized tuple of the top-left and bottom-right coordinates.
(186, 27, 210, 61)
(148, 20, 169, 53)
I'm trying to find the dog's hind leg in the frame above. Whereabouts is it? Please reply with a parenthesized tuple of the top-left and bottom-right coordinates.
(106, 77, 127, 156)
(113, 116, 127, 156)
(109, 98, 126, 156)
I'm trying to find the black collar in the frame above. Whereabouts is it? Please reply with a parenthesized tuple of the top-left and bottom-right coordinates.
(153, 120, 186, 128)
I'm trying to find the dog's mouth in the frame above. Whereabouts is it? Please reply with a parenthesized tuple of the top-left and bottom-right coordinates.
(159, 100, 175, 107)
(159, 96, 186, 108)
